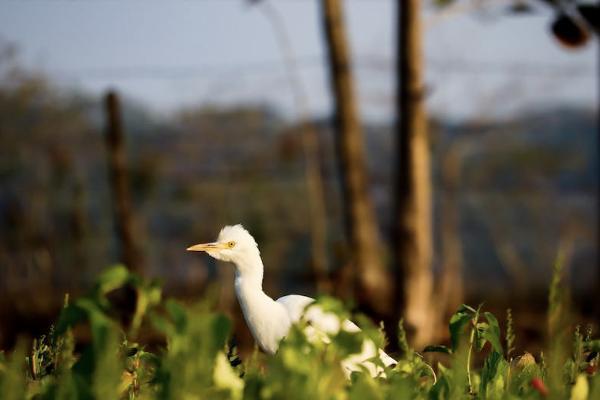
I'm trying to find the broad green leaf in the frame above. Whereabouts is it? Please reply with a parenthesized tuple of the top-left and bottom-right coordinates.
(354, 314, 384, 349)
(482, 312, 503, 355)
(570, 374, 589, 400)
(314, 296, 351, 320)
(449, 305, 475, 351)
(480, 351, 507, 398)
(131, 280, 162, 335)
(210, 314, 232, 352)
(385, 374, 415, 398)
(54, 304, 87, 336)
(280, 346, 311, 374)
(92, 328, 121, 400)
(333, 330, 363, 356)
(213, 352, 243, 400)
(437, 362, 449, 377)
(476, 322, 490, 351)
(428, 374, 450, 400)
(165, 300, 187, 334)
(584, 339, 600, 352)
(95, 265, 130, 295)
(348, 373, 383, 400)
(151, 314, 175, 339)
(589, 371, 600, 400)
(52, 369, 79, 399)
(75, 298, 114, 349)
(0, 341, 27, 400)
(509, 363, 542, 395)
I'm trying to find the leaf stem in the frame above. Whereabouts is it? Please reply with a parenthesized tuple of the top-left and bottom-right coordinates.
(467, 326, 475, 395)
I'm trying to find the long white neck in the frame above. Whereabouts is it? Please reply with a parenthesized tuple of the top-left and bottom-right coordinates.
(233, 250, 264, 289)
(232, 251, 291, 354)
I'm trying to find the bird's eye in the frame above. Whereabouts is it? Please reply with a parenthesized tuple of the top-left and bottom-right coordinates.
(227, 241, 236, 248)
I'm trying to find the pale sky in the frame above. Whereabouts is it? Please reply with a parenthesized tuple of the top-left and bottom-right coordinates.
(0, 0, 597, 121)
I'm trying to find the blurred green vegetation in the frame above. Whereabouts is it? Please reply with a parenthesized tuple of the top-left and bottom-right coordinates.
(1, 265, 599, 399)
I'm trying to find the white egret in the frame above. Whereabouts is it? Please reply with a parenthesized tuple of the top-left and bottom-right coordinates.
(187, 224, 396, 377)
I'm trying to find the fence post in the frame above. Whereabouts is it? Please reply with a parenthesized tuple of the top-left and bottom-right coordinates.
(104, 90, 143, 275)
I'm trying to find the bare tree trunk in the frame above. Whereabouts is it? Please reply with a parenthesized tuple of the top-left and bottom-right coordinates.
(394, 0, 435, 348)
(104, 91, 144, 275)
(320, 0, 392, 316)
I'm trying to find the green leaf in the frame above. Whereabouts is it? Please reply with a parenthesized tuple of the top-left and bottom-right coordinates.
(584, 339, 600, 352)
(428, 374, 451, 400)
(54, 304, 87, 336)
(92, 328, 121, 400)
(75, 298, 114, 348)
(509, 363, 542, 395)
(130, 280, 162, 335)
(95, 265, 131, 296)
(423, 345, 452, 355)
(348, 373, 383, 400)
(165, 300, 187, 334)
(0, 341, 27, 400)
(210, 314, 232, 352)
(213, 352, 243, 400)
(570, 374, 589, 400)
(449, 305, 475, 351)
(480, 351, 507, 398)
(333, 330, 364, 356)
(482, 312, 503, 355)
(476, 322, 490, 351)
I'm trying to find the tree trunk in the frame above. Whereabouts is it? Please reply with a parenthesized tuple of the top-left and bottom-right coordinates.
(104, 91, 144, 275)
(394, 0, 435, 348)
(320, 0, 392, 316)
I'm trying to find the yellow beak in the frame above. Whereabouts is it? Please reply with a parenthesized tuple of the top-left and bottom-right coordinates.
(186, 242, 227, 252)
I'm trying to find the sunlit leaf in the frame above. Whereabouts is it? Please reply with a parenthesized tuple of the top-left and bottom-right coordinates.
(570, 374, 589, 400)
(482, 312, 503, 355)
(480, 351, 507, 398)
(213, 352, 243, 400)
(95, 265, 131, 296)
(449, 305, 475, 351)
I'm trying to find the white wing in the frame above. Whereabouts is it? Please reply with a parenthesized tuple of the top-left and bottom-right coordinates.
(276, 294, 315, 324)
(276, 295, 396, 377)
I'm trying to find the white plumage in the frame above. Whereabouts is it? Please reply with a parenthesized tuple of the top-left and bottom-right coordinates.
(187, 224, 396, 377)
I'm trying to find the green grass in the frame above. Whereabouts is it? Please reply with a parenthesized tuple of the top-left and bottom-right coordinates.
(0, 265, 598, 399)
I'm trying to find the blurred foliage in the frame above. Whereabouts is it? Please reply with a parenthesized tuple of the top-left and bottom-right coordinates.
(0, 266, 599, 399)
(0, 38, 597, 348)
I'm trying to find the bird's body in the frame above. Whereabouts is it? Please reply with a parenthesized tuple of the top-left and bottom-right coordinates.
(188, 224, 395, 376)
(234, 271, 295, 355)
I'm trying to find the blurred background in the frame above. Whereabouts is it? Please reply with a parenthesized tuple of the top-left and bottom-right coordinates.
(0, 0, 597, 354)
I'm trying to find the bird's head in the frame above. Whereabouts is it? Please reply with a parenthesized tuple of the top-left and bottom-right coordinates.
(187, 224, 261, 267)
